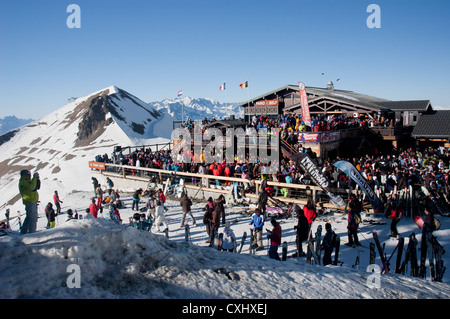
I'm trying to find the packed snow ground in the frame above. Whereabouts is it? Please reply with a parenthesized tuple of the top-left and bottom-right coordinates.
(1, 188, 450, 299)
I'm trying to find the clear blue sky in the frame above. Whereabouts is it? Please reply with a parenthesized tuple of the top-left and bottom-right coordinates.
(1, 0, 449, 119)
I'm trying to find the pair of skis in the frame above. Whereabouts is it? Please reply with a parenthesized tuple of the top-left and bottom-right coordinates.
(306, 225, 322, 265)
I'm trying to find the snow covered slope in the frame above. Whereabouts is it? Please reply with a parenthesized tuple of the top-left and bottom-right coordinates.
(1, 191, 450, 299)
(0, 86, 168, 216)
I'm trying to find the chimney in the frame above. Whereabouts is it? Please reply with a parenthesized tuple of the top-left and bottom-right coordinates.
(327, 81, 334, 91)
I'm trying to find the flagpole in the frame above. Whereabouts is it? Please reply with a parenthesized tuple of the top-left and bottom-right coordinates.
(247, 78, 249, 108)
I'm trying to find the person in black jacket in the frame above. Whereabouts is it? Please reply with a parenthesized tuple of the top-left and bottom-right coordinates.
(294, 207, 309, 257)
(321, 223, 335, 266)
(45, 202, 56, 228)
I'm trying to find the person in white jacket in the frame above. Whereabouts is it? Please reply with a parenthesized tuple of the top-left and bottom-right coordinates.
(153, 200, 168, 233)
(221, 222, 236, 252)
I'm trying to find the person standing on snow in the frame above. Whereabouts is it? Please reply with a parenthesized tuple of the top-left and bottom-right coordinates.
(154, 200, 169, 233)
(294, 207, 309, 257)
(321, 222, 336, 266)
(53, 190, 63, 216)
(18, 170, 40, 234)
(132, 188, 142, 211)
(249, 208, 265, 251)
(180, 193, 196, 227)
(347, 201, 361, 246)
(203, 197, 215, 243)
(266, 218, 282, 260)
(89, 197, 99, 218)
(45, 202, 56, 228)
(220, 222, 236, 252)
(257, 187, 269, 221)
(95, 184, 103, 213)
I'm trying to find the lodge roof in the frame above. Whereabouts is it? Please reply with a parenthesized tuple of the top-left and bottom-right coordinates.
(411, 110, 450, 138)
(374, 100, 431, 112)
(239, 84, 433, 114)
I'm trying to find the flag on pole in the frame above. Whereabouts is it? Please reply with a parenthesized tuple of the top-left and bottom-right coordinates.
(219, 82, 226, 91)
(239, 81, 248, 89)
(177, 90, 183, 97)
(298, 82, 311, 127)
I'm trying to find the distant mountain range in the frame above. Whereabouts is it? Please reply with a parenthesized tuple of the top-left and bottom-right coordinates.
(0, 116, 34, 135)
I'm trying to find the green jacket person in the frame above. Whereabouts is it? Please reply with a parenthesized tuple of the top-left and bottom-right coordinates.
(18, 170, 40, 234)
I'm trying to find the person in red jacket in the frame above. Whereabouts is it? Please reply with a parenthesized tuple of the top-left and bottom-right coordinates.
(266, 218, 282, 260)
(89, 198, 99, 218)
(53, 190, 63, 215)
(303, 200, 317, 225)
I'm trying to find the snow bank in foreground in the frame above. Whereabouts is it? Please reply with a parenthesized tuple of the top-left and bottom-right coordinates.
(1, 217, 450, 299)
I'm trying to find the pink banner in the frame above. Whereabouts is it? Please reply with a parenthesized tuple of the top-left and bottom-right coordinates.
(298, 82, 311, 127)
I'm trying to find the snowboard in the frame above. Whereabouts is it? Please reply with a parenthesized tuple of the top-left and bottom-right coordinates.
(306, 230, 313, 264)
(163, 178, 170, 196)
(238, 231, 247, 253)
(394, 236, 405, 274)
(282, 241, 287, 261)
(373, 229, 390, 274)
(333, 234, 341, 266)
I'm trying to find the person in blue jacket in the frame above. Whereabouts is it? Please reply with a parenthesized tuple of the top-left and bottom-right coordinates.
(249, 208, 265, 251)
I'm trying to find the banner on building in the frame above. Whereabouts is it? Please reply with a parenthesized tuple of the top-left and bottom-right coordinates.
(291, 152, 345, 208)
(333, 160, 384, 213)
(298, 82, 311, 127)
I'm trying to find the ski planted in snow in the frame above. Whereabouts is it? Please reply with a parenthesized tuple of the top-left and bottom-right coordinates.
(333, 234, 342, 266)
(394, 236, 405, 274)
(369, 242, 376, 265)
(373, 229, 390, 274)
(315, 225, 322, 266)
(238, 231, 247, 253)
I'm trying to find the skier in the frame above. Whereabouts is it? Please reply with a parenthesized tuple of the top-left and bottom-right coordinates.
(106, 177, 114, 191)
(388, 201, 402, 238)
(347, 201, 361, 246)
(294, 207, 309, 257)
(154, 200, 168, 232)
(95, 184, 103, 213)
(203, 197, 214, 243)
(89, 197, 99, 218)
(257, 187, 268, 221)
(266, 218, 282, 260)
(53, 191, 63, 215)
(321, 222, 335, 266)
(210, 198, 222, 247)
(180, 193, 196, 227)
(44, 202, 56, 228)
(220, 222, 236, 252)
(146, 192, 156, 220)
(18, 170, 40, 234)
(132, 188, 142, 211)
(91, 177, 99, 195)
(217, 194, 226, 225)
(249, 208, 265, 251)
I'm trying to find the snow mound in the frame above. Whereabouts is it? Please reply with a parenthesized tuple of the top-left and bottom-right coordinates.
(1, 216, 449, 299)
